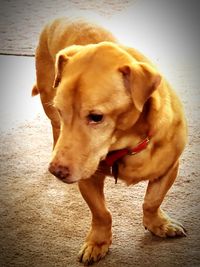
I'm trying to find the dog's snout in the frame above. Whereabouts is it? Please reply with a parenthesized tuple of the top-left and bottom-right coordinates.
(49, 162, 70, 180)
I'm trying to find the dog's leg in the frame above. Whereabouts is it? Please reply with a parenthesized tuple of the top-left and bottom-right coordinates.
(40, 91, 60, 147)
(35, 49, 60, 147)
(143, 161, 186, 237)
(78, 175, 112, 265)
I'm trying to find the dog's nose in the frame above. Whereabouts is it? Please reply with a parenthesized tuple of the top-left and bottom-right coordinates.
(48, 162, 70, 180)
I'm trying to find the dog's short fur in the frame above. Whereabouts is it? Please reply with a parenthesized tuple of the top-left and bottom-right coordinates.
(33, 18, 187, 265)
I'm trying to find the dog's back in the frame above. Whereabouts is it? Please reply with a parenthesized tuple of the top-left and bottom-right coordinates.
(39, 18, 117, 60)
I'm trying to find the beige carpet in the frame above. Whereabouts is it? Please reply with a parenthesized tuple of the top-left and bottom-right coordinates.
(0, 0, 200, 266)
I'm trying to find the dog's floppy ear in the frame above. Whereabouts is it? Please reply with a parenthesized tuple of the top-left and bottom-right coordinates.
(53, 52, 68, 88)
(53, 45, 83, 88)
(119, 62, 161, 112)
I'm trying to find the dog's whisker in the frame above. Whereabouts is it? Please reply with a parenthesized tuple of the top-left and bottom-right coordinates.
(45, 101, 54, 108)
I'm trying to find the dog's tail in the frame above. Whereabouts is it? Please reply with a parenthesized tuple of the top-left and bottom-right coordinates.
(31, 84, 39, 97)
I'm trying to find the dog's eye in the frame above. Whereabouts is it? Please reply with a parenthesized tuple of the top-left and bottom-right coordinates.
(87, 113, 104, 124)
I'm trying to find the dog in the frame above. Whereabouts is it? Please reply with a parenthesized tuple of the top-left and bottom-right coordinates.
(32, 18, 187, 265)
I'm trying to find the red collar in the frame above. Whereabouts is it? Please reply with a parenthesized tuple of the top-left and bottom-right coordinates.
(105, 137, 150, 167)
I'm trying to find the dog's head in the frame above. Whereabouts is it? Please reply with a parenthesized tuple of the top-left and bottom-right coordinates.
(49, 42, 161, 183)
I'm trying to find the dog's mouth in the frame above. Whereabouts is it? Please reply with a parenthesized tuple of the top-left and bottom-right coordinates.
(54, 172, 82, 184)
(58, 177, 79, 184)
(49, 153, 107, 184)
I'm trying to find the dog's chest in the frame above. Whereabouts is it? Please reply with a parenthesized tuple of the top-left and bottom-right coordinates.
(117, 151, 152, 184)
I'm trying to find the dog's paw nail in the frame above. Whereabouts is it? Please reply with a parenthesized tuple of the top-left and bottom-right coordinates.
(180, 229, 187, 237)
(78, 242, 110, 265)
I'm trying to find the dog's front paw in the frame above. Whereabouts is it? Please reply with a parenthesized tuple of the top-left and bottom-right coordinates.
(143, 211, 187, 238)
(78, 241, 110, 265)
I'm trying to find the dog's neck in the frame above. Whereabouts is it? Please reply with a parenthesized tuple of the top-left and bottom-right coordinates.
(109, 97, 154, 152)
(111, 84, 172, 153)
(104, 101, 153, 182)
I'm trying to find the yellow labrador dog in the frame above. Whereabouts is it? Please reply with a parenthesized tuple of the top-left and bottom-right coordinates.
(32, 18, 187, 265)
